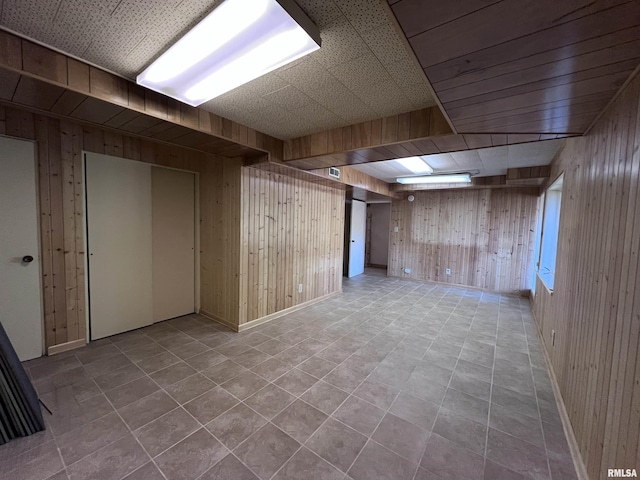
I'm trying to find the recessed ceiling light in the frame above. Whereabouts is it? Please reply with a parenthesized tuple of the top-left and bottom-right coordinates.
(137, 0, 321, 106)
(396, 173, 472, 184)
(395, 156, 433, 174)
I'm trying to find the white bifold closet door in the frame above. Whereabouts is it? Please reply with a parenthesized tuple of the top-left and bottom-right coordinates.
(151, 167, 195, 322)
(86, 153, 154, 340)
(85, 153, 195, 340)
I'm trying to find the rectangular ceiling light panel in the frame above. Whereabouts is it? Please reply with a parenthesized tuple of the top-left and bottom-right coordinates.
(395, 156, 433, 174)
(396, 173, 471, 184)
(137, 0, 321, 106)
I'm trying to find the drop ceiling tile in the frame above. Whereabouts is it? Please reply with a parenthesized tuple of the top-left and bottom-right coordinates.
(360, 22, 413, 66)
(1, 0, 61, 40)
(450, 151, 484, 171)
(306, 82, 378, 123)
(355, 80, 415, 116)
(421, 153, 459, 171)
(478, 146, 509, 168)
(311, 20, 370, 69)
(385, 59, 428, 88)
(1, 0, 436, 139)
(263, 85, 315, 111)
(337, 0, 389, 34)
(289, 103, 344, 130)
(276, 59, 336, 94)
(401, 82, 436, 108)
(351, 141, 563, 180)
(297, 0, 343, 28)
(329, 54, 392, 92)
(126, 1, 219, 74)
(240, 75, 291, 97)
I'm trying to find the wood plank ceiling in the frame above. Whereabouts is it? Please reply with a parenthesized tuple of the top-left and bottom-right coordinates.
(390, 0, 640, 135)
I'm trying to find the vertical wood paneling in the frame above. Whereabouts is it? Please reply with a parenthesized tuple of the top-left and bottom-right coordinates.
(532, 72, 640, 480)
(0, 105, 240, 349)
(389, 188, 538, 293)
(239, 167, 345, 324)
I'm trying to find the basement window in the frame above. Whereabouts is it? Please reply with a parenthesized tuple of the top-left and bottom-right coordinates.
(537, 175, 563, 291)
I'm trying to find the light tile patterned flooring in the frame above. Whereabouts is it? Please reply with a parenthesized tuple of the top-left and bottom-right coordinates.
(1, 273, 578, 480)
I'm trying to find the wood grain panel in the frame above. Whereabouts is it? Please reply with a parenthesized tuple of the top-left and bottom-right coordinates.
(239, 167, 345, 324)
(391, 0, 640, 135)
(283, 110, 575, 170)
(0, 31, 281, 161)
(308, 166, 397, 198)
(388, 188, 538, 293)
(0, 104, 241, 348)
(531, 71, 640, 479)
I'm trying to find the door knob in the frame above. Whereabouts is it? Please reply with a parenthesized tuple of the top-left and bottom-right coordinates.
(22, 255, 34, 263)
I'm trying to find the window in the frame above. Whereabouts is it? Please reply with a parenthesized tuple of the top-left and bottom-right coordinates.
(537, 175, 563, 290)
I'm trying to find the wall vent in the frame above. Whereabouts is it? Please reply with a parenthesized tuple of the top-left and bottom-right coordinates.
(328, 167, 340, 179)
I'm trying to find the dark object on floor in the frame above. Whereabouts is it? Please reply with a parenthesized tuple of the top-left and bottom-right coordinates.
(0, 322, 45, 444)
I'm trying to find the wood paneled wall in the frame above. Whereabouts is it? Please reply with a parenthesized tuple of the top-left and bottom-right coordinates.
(0, 31, 282, 160)
(199, 157, 243, 328)
(0, 105, 240, 349)
(239, 167, 345, 325)
(389, 188, 538, 293)
(309, 166, 396, 198)
(531, 71, 640, 479)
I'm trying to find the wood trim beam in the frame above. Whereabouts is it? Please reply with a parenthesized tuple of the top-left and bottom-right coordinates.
(0, 30, 284, 161)
(282, 105, 576, 169)
(391, 166, 550, 192)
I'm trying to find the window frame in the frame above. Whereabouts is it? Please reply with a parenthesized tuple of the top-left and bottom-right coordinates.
(537, 174, 564, 292)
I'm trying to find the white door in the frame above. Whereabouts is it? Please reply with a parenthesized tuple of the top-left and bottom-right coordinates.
(152, 167, 195, 322)
(85, 153, 153, 340)
(0, 136, 43, 360)
(348, 200, 366, 277)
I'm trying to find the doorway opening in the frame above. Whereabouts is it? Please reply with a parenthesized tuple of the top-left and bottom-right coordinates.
(365, 202, 391, 275)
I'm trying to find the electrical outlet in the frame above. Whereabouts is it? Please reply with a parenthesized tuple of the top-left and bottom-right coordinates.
(298, 284, 303, 293)
(393, 226, 399, 232)
(445, 268, 451, 275)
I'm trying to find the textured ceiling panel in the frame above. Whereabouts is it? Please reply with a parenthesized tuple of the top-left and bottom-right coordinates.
(350, 140, 563, 181)
(0, 0, 436, 139)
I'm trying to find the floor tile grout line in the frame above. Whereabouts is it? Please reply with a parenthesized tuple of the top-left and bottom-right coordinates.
(13, 275, 573, 480)
(482, 290, 500, 468)
(525, 307, 556, 480)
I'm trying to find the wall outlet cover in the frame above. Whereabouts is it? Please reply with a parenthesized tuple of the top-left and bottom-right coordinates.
(445, 268, 451, 275)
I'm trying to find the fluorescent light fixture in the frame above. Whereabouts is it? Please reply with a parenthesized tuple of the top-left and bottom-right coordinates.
(396, 173, 472, 184)
(395, 156, 433, 174)
(137, 0, 321, 106)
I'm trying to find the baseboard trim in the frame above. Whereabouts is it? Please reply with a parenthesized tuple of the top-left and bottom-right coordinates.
(387, 274, 531, 296)
(47, 338, 86, 356)
(531, 310, 589, 480)
(200, 292, 342, 333)
(199, 310, 239, 332)
(238, 291, 342, 332)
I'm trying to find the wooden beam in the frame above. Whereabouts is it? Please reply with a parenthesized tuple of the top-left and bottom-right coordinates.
(0, 30, 284, 162)
(283, 106, 578, 169)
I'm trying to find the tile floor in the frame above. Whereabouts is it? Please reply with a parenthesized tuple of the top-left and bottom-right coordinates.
(1, 273, 578, 480)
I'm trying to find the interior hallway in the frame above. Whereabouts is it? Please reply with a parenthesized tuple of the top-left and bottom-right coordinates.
(1, 273, 576, 480)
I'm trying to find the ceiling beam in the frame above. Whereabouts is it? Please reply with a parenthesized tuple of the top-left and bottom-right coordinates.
(282, 106, 574, 169)
(0, 30, 283, 161)
(391, 166, 550, 192)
